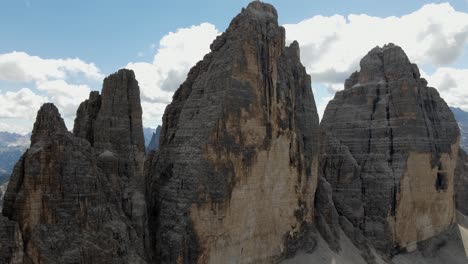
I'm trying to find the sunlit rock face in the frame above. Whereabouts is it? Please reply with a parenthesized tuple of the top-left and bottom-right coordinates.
(320, 44, 460, 254)
(146, 2, 320, 263)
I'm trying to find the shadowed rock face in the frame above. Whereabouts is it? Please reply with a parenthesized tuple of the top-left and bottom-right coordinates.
(1, 70, 148, 264)
(146, 2, 319, 263)
(320, 44, 460, 254)
(75, 69, 147, 238)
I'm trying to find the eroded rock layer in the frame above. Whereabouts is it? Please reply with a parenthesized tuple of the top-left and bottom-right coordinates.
(320, 44, 460, 254)
(1, 70, 148, 263)
(146, 2, 319, 263)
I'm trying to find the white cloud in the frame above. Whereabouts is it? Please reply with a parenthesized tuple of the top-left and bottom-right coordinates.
(0, 88, 47, 121)
(423, 68, 468, 112)
(126, 22, 220, 127)
(284, 3, 468, 92)
(0, 52, 103, 133)
(0, 51, 103, 82)
(35, 79, 92, 118)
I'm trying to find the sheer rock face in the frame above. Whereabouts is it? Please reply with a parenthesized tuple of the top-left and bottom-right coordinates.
(320, 44, 460, 254)
(73, 91, 101, 145)
(1, 70, 148, 263)
(146, 2, 319, 263)
(455, 149, 468, 215)
(74, 69, 147, 237)
(92, 69, 145, 154)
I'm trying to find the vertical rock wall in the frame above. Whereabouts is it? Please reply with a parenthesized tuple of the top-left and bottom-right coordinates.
(146, 2, 320, 263)
(320, 44, 460, 254)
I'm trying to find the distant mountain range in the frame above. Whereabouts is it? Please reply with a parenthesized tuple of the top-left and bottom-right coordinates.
(450, 107, 468, 152)
(0, 132, 30, 183)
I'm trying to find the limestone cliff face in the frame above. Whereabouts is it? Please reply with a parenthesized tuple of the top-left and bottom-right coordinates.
(320, 44, 460, 254)
(146, 2, 319, 263)
(1, 70, 148, 263)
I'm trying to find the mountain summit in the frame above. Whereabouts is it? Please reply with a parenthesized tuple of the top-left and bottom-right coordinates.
(146, 1, 319, 262)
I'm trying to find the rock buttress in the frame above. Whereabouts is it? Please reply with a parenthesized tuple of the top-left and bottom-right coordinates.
(147, 2, 320, 263)
(320, 44, 460, 255)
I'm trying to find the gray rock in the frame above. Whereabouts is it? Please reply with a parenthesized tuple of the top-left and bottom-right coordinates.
(321, 44, 460, 255)
(455, 149, 468, 215)
(0, 216, 23, 264)
(73, 91, 101, 145)
(314, 175, 341, 252)
(1, 70, 149, 263)
(146, 2, 320, 263)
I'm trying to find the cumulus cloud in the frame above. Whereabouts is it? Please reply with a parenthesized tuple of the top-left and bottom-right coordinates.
(0, 52, 103, 133)
(126, 22, 220, 127)
(284, 3, 468, 91)
(0, 88, 47, 120)
(0, 51, 103, 82)
(423, 68, 468, 111)
(35, 80, 92, 118)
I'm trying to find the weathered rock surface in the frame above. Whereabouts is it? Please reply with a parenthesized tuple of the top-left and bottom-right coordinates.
(73, 91, 101, 145)
(0, 181, 7, 210)
(1, 70, 148, 263)
(0, 216, 24, 264)
(320, 44, 460, 255)
(455, 149, 468, 216)
(147, 125, 161, 152)
(76, 69, 147, 242)
(146, 2, 319, 263)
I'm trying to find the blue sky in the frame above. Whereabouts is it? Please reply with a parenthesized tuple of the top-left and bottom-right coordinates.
(1, 0, 468, 133)
(3, 0, 467, 72)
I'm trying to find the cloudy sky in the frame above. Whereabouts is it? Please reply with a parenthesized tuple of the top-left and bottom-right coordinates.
(1, 0, 468, 134)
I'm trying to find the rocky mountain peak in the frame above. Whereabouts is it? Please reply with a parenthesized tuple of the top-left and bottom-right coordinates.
(345, 43, 423, 89)
(321, 43, 460, 254)
(95, 68, 144, 152)
(146, 1, 319, 262)
(31, 103, 68, 145)
(222, 1, 284, 52)
(74, 68, 145, 155)
(244, 1, 278, 19)
(1, 68, 148, 263)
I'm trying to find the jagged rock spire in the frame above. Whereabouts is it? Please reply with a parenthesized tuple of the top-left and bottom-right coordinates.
(147, 1, 319, 263)
(30, 103, 68, 145)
